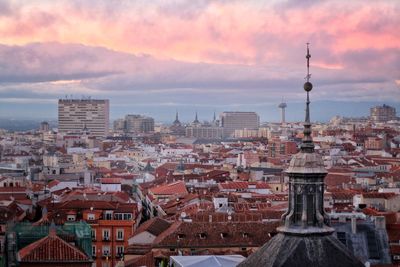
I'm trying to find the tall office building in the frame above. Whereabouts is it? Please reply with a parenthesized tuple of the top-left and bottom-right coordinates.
(58, 99, 109, 138)
(125, 114, 154, 133)
(185, 126, 224, 139)
(370, 104, 396, 122)
(113, 118, 126, 132)
(39, 121, 50, 132)
(220, 112, 260, 138)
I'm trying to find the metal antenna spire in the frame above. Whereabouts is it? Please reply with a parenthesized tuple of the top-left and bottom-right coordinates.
(301, 43, 314, 153)
(306, 42, 311, 82)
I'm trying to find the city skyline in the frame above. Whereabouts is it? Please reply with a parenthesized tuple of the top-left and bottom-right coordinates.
(0, 0, 399, 121)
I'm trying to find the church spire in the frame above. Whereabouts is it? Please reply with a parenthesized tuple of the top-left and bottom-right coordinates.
(301, 43, 315, 153)
(173, 110, 181, 125)
(193, 111, 200, 124)
(237, 44, 365, 267)
(281, 43, 330, 233)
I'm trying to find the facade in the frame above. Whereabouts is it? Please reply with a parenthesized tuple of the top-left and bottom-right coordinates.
(185, 126, 224, 139)
(125, 115, 155, 134)
(365, 137, 385, 150)
(43, 199, 139, 267)
(58, 99, 109, 138)
(370, 104, 397, 122)
(220, 112, 260, 138)
(113, 118, 126, 132)
(39, 121, 50, 132)
(268, 139, 298, 157)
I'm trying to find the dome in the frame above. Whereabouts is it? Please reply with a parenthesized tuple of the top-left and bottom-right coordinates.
(285, 151, 327, 174)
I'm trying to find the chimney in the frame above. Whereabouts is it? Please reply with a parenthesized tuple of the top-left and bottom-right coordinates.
(374, 216, 386, 230)
(351, 217, 357, 234)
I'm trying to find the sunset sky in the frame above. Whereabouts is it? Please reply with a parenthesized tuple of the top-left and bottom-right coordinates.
(0, 0, 399, 122)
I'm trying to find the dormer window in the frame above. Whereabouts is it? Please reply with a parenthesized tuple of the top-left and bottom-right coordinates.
(67, 215, 76, 221)
(198, 233, 207, 239)
(220, 233, 228, 238)
(177, 234, 185, 239)
(104, 211, 113, 220)
(87, 213, 95, 220)
(242, 232, 249, 238)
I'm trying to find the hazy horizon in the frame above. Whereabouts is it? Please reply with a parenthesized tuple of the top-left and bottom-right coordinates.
(0, 1, 399, 123)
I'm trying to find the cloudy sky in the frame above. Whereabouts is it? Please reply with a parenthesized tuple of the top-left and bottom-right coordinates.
(0, 0, 399, 122)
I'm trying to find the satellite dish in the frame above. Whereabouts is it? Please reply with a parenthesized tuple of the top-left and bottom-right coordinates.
(180, 212, 187, 218)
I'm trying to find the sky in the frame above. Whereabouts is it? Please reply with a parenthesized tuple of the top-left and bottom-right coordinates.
(0, 0, 399, 122)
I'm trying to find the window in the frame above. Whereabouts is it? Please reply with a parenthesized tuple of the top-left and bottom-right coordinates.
(177, 234, 185, 239)
(103, 229, 110, 241)
(116, 246, 124, 256)
(123, 213, 132, 220)
(67, 215, 76, 221)
(91, 229, 96, 240)
(116, 229, 124, 240)
(102, 245, 110, 256)
(198, 233, 207, 239)
(104, 211, 113, 220)
(92, 245, 96, 257)
(88, 213, 95, 220)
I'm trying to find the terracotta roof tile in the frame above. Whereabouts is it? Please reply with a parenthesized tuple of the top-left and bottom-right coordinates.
(149, 181, 188, 196)
(18, 232, 90, 262)
(219, 181, 270, 190)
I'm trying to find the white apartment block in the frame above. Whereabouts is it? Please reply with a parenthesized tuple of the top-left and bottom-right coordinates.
(220, 112, 260, 138)
(58, 99, 109, 138)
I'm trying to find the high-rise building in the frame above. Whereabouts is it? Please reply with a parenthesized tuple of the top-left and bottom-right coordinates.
(113, 118, 126, 132)
(185, 126, 224, 139)
(125, 114, 154, 133)
(239, 44, 363, 267)
(370, 104, 396, 122)
(220, 112, 260, 138)
(58, 99, 109, 138)
(39, 121, 50, 132)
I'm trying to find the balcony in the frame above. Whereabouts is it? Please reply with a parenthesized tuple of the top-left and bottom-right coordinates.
(102, 237, 111, 242)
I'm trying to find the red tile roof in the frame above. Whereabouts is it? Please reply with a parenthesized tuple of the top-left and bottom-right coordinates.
(219, 181, 270, 190)
(149, 181, 188, 196)
(363, 192, 397, 199)
(47, 179, 60, 188)
(153, 221, 279, 248)
(18, 230, 90, 263)
(133, 217, 172, 237)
